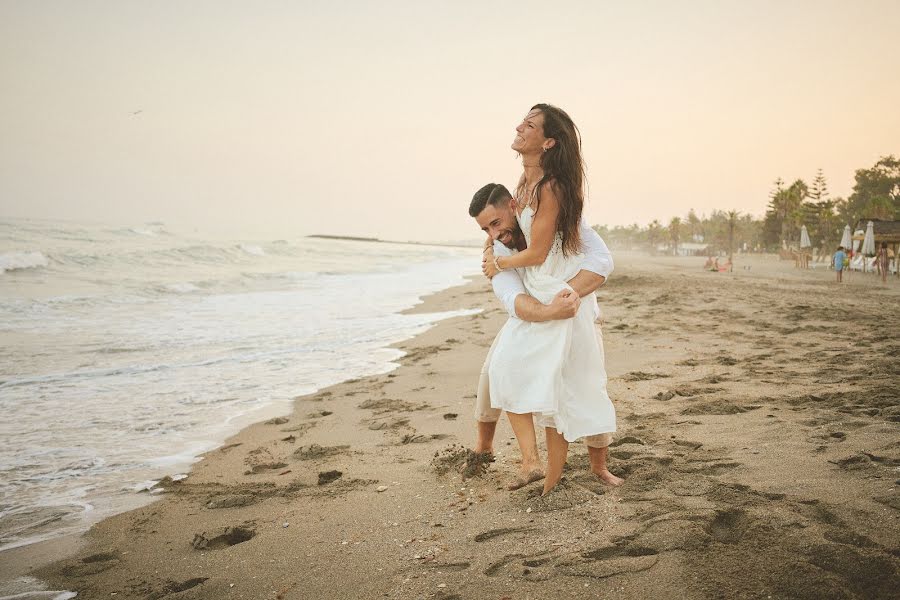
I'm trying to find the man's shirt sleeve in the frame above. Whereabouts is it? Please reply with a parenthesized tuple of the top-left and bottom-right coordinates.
(579, 220, 614, 280)
(490, 242, 526, 318)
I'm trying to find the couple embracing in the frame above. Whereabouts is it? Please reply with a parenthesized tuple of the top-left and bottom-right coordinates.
(468, 103, 623, 495)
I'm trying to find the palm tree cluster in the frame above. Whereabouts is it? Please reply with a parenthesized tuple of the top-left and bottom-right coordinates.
(592, 156, 899, 255)
(763, 157, 900, 252)
(593, 210, 761, 256)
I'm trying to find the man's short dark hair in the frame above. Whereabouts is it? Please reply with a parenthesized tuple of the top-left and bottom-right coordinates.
(469, 183, 513, 217)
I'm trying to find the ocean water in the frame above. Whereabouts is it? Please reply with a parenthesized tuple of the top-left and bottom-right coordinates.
(0, 219, 481, 552)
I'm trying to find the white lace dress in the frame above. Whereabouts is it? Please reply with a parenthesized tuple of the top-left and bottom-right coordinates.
(487, 206, 616, 442)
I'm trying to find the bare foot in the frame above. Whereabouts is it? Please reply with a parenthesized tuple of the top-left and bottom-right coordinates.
(593, 468, 624, 486)
(541, 476, 562, 496)
(507, 468, 544, 491)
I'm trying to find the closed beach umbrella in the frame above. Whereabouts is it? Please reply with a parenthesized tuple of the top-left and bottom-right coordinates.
(800, 225, 811, 248)
(840, 225, 852, 249)
(862, 221, 876, 255)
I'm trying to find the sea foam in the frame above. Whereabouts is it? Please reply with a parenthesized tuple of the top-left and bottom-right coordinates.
(0, 251, 49, 274)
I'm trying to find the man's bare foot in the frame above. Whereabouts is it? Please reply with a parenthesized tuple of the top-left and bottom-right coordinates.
(474, 421, 497, 456)
(507, 468, 544, 491)
(593, 468, 624, 486)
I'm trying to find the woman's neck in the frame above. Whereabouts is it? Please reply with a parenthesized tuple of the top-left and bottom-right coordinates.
(522, 161, 544, 189)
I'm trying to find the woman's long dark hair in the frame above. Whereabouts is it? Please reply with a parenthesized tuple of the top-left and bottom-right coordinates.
(517, 103, 584, 256)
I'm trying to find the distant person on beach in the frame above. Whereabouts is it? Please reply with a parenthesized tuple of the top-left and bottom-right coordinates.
(478, 104, 621, 495)
(469, 183, 617, 490)
(877, 242, 889, 283)
(833, 246, 846, 283)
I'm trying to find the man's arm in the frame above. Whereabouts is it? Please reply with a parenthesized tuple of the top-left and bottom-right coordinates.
(566, 222, 614, 297)
(515, 289, 580, 322)
(490, 242, 578, 322)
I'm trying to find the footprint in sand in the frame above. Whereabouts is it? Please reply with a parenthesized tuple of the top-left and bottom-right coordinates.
(705, 508, 750, 543)
(243, 462, 288, 475)
(830, 452, 900, 471)
(399, 433, 448, 445)
(555, 541, 660, 580)
(145, 578, 209, 600)
(359, 398, 429, 414)
(60, 552, 120, 577)
(367, 417, 410, 430)
(317, 470, 343, 485)
(191, 524, 256, 550)
(610, 436, 646, 447)
(293, 444, 350, 461)
(306, 410, 333, 419)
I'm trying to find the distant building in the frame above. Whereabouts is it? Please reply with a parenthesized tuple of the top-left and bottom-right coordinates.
(852, 219, 900, 248)
(658, 242, 710, 256)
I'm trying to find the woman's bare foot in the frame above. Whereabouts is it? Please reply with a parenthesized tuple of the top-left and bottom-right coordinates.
(593, 468, 624, 486)
(507, 467, 544, 491)
(542, 427, 569, 496)
(541, 472, 564, 496)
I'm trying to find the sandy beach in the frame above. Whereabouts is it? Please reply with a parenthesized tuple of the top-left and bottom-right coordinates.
(4, 252, 899, 599)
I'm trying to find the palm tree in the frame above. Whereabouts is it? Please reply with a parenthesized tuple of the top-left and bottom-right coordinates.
(727, 210, 739, 267)
(771, 179, 808, 247)
(668, 217, 682, 256)
(686, 209, 701, 242)
(647, 219, 663, 253)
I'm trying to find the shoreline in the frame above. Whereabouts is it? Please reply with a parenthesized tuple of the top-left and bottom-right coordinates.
(4, 254, 899, 599)
(0, 274, 481, 590)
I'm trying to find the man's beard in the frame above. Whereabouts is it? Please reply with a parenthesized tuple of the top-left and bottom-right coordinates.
(499, 224, 525, 250)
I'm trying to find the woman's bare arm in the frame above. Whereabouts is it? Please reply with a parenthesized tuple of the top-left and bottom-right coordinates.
(494, 181, 560, 270)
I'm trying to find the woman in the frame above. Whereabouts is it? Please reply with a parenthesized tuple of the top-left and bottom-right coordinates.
(484, 104, 620, 495)
(877, 242, 889, 283)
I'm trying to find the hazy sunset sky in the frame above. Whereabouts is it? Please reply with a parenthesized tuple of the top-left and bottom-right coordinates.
(2, 1, 898, 241)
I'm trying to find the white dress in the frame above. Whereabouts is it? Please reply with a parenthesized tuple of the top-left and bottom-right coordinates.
(487, 206, 616, 442)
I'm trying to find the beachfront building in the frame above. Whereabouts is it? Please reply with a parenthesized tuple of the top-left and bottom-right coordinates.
(850, 219, 900, 275)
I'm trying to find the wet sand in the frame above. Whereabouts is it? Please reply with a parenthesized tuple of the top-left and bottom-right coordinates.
(6, 252, 900, 599)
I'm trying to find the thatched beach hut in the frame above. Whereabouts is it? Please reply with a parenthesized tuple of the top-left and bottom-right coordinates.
(852, 219, 900, 276)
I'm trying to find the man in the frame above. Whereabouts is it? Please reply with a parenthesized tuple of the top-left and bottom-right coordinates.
(468, 183, 623, 489)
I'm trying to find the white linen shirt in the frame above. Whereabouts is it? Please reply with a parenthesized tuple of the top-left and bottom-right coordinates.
(490, 220, 613, 318)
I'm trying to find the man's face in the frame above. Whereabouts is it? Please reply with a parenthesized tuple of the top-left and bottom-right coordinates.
(475, 199, 520, 249)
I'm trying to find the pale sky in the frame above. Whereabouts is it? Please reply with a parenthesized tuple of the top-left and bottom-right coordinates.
(1, 1, 898, 242)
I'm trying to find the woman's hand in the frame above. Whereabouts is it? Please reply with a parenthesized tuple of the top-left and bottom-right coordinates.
(482, 243, 499, 279)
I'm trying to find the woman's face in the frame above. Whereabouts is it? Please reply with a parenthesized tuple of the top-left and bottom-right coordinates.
(511, 109, 549, 155)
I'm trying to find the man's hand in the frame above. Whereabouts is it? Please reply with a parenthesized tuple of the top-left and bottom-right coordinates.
(482, 243, 499, 279)
(546, 289, 580, 319)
